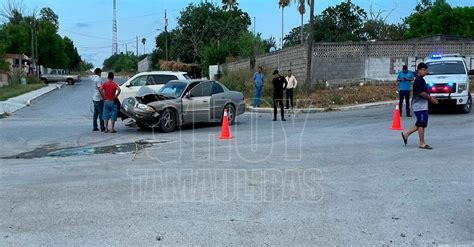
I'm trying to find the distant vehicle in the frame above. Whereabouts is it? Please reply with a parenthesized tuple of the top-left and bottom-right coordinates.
(425, 54, 473, 113)
(118, 71, 191, 103)
(41, 69, 81, 85)
(121, 80, 245, 132)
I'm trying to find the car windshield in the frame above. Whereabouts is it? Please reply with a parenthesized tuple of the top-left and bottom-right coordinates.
(426, 61, 466, 75)
(159, 81, 187, 97)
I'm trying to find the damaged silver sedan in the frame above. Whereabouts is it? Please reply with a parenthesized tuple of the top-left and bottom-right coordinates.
(121, 80, 245, 132)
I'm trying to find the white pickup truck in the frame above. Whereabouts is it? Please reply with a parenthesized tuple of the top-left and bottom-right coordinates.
(41, 69, 81, 85)
(425, 54, 474, 113)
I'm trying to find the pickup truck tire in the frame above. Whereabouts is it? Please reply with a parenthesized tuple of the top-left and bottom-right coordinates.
(41, 78, 48, 84)
(461, 95, 472, 114)
(67, 78, 75, 85)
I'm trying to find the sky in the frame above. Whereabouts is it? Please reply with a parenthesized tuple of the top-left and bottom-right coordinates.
(9, 0, 473, 67)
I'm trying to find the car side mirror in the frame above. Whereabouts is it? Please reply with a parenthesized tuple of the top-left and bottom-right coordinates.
(468, 70, 474, 76)
(125, 84, 132, 88)
(185, 91, 191, 98)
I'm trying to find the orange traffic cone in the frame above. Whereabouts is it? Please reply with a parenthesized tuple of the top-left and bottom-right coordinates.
(220, 109, 232, 139)
(390, 103, 404, 131)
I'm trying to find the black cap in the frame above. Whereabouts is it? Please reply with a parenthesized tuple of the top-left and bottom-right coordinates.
(272, 70, 279, 75)
(402, 65, 408, 70)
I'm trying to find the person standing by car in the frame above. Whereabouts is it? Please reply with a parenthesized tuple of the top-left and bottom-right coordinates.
(285, 69, 298, 109)
(397, 65, 414, 117)
(92, 68, 105, 131)
(272, 70, 287, 121)
(101, 72, 121, 133)
(401, 63, 438, 150)
(253, 66, 264, 108)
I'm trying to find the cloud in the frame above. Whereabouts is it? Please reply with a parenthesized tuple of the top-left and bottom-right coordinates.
(75, 22, 91, 28)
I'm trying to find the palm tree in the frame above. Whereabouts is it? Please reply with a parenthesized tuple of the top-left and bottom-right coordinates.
(297, 0, 306, 45)
(222, 0, 237, 10)
(278, 0, 290, 49)
(141, 38, 146, 55)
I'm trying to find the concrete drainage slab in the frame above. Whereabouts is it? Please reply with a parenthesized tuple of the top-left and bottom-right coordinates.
(2, 139, 170, 159)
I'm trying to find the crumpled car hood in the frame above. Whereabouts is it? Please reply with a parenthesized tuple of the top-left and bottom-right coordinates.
(135, 86, 176, 104)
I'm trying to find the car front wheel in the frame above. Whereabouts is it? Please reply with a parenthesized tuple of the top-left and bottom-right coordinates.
(224, 104, 236, 125)
(158, 108, 177, 133)
(461, 96, 472, 114)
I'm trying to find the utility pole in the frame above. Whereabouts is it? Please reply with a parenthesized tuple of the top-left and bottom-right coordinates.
(112, 0, 118, 55)
(30, 16, 38, 77)
(253, 17, 256, 35)
(136, 36, 139, 56)
(305, 0, 315, 88)
(165, 9, 169, 61)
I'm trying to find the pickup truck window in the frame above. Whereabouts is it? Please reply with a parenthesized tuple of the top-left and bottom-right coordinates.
(427, 61, 466, 75)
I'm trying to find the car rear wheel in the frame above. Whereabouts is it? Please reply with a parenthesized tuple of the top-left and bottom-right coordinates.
(67, 78, 74, 85)
(224, 104, 236, 125)
(158, 108, 177, 133)
(40, 78, 48, 84)
(461, 96, 472, 114)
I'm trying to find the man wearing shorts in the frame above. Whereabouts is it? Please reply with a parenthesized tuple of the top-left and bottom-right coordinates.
(401, 63, 438, 149)
(101, 72, 121, 133)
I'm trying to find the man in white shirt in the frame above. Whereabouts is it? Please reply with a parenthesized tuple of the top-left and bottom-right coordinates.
(92, 68, 105, 131)
(285, 69, 297, 109)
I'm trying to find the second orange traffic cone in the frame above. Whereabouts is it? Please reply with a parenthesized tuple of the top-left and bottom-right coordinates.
(220, 109, 232, 139)
(390, 103, 403, 131)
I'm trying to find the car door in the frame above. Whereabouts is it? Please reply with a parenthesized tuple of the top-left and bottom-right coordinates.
(210, 82, 227, 121)
(49, 69, 59, 82)
(182, 81, 212, 123)
(119, 75, 147, 102)
(147, 75, 178, 93)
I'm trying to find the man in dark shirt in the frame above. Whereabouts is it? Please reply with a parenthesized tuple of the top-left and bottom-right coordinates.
(272, 70, 287, 121)
(401, 63, 438, 149)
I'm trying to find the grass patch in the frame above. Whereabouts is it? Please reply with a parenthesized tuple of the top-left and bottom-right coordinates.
(0, 77, 46, 101)
(219, 69, 399, 108)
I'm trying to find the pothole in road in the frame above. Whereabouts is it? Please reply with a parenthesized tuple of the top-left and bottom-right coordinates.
(2, 139, 169, 159)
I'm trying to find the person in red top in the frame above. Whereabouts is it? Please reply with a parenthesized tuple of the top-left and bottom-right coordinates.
(101, 72, 121, 133)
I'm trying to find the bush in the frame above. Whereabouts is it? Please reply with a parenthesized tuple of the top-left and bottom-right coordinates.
(219, 68, 276, 106)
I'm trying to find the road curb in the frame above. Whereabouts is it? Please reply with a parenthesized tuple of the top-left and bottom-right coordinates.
(248, 100, 398, 114)
(0, 83, 64, 115)
(248, 93, 474, 114)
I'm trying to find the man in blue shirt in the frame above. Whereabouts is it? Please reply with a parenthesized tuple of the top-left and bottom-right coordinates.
(253, 66, 264, 108)
(397, 65, 414, 117)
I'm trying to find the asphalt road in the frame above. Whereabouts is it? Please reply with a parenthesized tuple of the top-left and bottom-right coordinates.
(0, 78, 473, 245)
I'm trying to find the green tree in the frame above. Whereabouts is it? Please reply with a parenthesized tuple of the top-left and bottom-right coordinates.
(0, 42, 10, 71)
(39, 7, 58, 30)
(63, 37, 81, 70)
(404, 0, 474, 38)
(317, 0, 367, 42)
(173, 2, 251, 63)
(103, 53, 140, 73)
(222, 0, 238, 10)
(263, 37, 277, 52)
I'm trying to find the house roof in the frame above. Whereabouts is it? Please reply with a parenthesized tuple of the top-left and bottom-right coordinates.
(4, 53, 31, 60)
